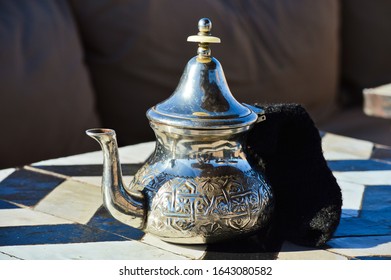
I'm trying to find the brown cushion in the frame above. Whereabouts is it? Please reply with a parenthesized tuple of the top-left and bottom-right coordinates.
(70, 0, 339, 146)
(0, 0, 101, 168)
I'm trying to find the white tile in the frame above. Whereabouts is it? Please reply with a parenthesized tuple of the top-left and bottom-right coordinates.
(338, 180, 365, 217)
(118, 141, 155, 163)
(277, 241, 347, 260)
(141, 234, 206, 260)
(0, 168, 15, 182)
(32, 150, 104, 166)
(333, 171, 391, 186)
(328, 235, 391, 258)
(322, 133, 373, 160)
(0, 241, 189, 260)
(72, 176, 134, 188)
(71, 176, 103, 187)
(34, 180, 102, 224)
(32, 141, 155, 166)
(0, 208, 73, 227)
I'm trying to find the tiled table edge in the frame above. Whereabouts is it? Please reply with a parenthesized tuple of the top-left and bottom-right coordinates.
(2, 132, 391, 260)
(0, 165, 204, 260)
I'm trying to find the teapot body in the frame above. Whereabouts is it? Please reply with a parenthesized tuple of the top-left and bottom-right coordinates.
(128, 124, 274, 244)
(87, 18, 274, 244)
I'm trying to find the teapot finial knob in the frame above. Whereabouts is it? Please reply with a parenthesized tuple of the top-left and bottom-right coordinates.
(198, 18, 212, 35)
(187, 18, 220, 62)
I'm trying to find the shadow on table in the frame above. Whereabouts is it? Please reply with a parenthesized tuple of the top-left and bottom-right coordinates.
(203, 230, 284, 260)
(204, 205, 391, 259)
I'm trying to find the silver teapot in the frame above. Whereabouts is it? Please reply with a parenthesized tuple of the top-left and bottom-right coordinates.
(87, 18, 274, 244)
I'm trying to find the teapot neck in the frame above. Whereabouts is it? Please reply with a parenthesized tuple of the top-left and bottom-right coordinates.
(152, 127, 249, 161)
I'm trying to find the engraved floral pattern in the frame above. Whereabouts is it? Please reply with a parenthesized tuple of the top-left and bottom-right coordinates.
(200, 178, 219, 193)
(138, 164, 273, 240)
(231, 196, 248, 213)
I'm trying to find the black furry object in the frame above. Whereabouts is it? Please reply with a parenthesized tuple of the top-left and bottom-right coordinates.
(247, 104, 342, 247)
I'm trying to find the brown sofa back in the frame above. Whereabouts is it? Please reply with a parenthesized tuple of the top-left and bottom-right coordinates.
(70, 0, 339, 146)
(0, 0, 100, 168)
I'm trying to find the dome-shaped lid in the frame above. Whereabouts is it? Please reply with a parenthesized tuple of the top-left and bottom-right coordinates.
(147, 18, 258, 130)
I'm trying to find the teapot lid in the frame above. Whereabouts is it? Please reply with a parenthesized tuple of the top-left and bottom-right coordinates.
(147, 18, 259, 130)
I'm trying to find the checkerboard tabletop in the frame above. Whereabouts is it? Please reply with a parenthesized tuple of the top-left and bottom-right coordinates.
(1, 133, 391, 260)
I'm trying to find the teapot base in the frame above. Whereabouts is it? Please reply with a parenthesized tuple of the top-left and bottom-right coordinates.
(138, 170, 273, 245)
(156, 230, 262, 245)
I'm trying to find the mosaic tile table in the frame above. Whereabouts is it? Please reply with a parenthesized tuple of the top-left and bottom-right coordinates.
(1, 133, 391, 260)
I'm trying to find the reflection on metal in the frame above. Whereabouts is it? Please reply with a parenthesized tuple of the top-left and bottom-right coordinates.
(86, 18, 273, 244)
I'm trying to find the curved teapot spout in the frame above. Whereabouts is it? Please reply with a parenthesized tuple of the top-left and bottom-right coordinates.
(86, 128, 145, 229)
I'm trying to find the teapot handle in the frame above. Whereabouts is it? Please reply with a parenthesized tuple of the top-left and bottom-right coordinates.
(243, 103, 266, 123)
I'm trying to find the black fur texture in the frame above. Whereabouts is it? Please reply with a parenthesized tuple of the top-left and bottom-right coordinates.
(247, 103, 342, 247)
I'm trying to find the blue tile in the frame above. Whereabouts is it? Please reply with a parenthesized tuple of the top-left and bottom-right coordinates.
(0, 169, 64, 206)
(334, 217, 391, 237)
(333, 185, 391, 240)
(360, 185, 391, 224)
(328, 235, 391, 249)
(87, 206, 144, 240)
(0, 224, 126, 246)
(354, 256, 391, 260)
(0, 200, 19, 209)
(327, 160, 391, 172)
